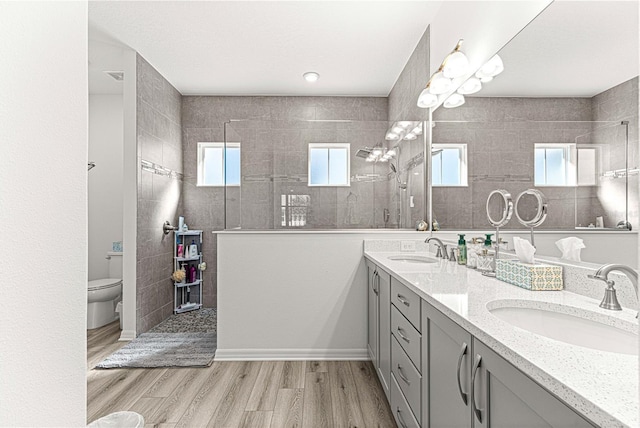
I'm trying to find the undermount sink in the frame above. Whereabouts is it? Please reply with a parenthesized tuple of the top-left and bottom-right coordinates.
(488, 303, 638, 355)
(387, 255, 437, 264)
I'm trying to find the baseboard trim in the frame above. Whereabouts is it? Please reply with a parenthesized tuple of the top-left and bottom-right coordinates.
(118, 329, 136, 341)
(214, 348, 369, 361)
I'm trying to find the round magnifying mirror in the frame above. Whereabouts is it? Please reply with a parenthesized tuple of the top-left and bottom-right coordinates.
(515, 189, 548, 227)
(486, 189, 514, 227)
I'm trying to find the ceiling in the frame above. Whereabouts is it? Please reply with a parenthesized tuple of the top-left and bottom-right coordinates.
(477, 1, 639, 97)
(88, 1, 442, 96)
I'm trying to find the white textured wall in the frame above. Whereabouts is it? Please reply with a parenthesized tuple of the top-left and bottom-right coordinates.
(89, 94, 124, 280)
(0, 1, 87, 426)
(216, 231, 428, 359)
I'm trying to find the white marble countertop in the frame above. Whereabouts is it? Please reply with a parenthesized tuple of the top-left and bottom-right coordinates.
(364, 250, 639, 428)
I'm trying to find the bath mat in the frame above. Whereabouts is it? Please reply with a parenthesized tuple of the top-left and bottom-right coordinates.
(95, 332, 216, 369)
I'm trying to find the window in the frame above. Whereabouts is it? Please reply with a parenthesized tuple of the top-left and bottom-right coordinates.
(432, 144, 468, 186)
(534, 144, 576, 187)
(281, 194, 310, 227)
(308, 143, 350, 187)
(197, 142, 241, 186)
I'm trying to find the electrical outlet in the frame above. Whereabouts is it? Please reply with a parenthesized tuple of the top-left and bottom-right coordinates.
(401, 240, 416, 252)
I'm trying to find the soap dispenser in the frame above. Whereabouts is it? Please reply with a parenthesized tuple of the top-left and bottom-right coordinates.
(457, 234, 467, 265)
(483, 234, 494, 251)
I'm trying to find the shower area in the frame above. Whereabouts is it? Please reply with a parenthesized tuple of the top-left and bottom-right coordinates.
(215, 119, 427, 230)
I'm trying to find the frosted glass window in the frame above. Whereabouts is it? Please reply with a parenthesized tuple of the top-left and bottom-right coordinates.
(432, 144, 468, 186)
(308, 143, 350, 186)
(197, 142, 241, 186)
(534, 144, 577, 187)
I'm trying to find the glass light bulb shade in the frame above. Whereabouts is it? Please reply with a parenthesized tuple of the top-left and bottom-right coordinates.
(443, 93, 465, 109)
(457, 77, 482, 95)
(378, 157, 388, 162)
(476, 72, 493, 83)
(404, 133, 417, 141)
(387, 149, 396, 157)
(398, 121, 412, 128)
(385, 132, 398, 140)
(443, 51, 469, 79)
(477, 55, 504, 78)
(417, 88, 438, 108)
(412, 125, 423, 135)
(392, 126, 403, 133)
(372, 149, 383, 156)
(365, 157, 375, 162)
(429, 72, 453, 95)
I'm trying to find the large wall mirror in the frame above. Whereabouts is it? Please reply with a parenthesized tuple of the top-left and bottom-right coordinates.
(430, 1, 639, 232)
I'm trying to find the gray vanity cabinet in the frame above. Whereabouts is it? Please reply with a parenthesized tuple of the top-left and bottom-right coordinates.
(422, 300, 473, 428)
(366, 260, 391, 399)
(472, 340, 594, 428)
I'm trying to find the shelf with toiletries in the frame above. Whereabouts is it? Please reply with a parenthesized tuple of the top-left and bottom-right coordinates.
(172, 228, 203, 314)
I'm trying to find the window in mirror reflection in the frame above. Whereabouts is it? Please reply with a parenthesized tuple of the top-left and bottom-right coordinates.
(308, 143, 350, 186)
(197, 142, 241, 187)
(432, 144, 468, 186)
(534, 143, 586, 187)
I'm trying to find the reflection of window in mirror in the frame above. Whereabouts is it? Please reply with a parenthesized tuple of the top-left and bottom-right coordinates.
(197, 142, 241, 187)
(534, 143, 577, 187)
(308, 143, 350, 186)
(432, 144, 468, 186)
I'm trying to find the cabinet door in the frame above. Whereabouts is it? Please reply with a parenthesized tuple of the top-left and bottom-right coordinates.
(423, 300, 473, 428)
(367, 264, 379, 366)
(472, 340, 594, 428)
(378, 268, 391, 398)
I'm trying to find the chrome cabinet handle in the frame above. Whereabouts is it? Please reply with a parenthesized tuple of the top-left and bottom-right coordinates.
(396, 407, 409, 428)
(396, 327, 410, 343)
(456, 342, 468, 406)
(397, 364, 411, 385)
(397, 294, 410, 306)
(471, 354, 483, 423)
(375, 272, 380, 295)
(372, 271, 379, 295)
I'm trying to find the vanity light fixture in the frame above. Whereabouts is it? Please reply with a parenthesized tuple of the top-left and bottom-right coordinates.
(475, 55, 504, 82)
(416, 39, 469, 109)
(457, 77, 482, 95)
(303, 71, 320, 82)
(444, 93, 466, 108)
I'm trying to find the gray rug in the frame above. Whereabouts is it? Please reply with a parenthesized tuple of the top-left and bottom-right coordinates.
(96, 332, 217, 369)
(149, 308, 217, 333)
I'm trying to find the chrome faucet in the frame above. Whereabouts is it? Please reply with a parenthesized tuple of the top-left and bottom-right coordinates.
(426, 237, 448, 260)
(588, 264, 639, 317)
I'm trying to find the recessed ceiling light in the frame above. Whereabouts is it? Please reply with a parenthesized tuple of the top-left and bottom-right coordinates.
(303, 72, 319, 82)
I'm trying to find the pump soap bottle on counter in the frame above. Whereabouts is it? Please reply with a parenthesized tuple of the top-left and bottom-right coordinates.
(457, 234, 467, 265)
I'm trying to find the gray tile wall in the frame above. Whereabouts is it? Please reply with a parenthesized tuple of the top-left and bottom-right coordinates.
(182, 96, 388, 308)
(387, 26, 430, 228)
(136, 54, 184, 333)
(591, 77, 639, 229)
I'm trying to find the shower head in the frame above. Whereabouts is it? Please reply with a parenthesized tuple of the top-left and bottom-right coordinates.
(88, 162, 96, 171)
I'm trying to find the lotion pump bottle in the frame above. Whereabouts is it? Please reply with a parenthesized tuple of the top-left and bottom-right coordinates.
(457, 234, 467, 265)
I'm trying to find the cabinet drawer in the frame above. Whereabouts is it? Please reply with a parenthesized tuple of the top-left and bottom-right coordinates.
(391, 305, 421, 372)
(391, 373, 420, 428)
(391, 336, 421, 425)
(391, 278, 421, 331)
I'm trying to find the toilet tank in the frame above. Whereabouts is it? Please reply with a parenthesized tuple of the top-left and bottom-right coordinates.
(107, 252, 123, 279)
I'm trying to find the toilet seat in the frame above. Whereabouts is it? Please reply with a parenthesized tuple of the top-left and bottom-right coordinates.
(88, 278, 122, 291)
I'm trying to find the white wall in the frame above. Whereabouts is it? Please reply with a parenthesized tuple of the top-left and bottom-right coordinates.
(89, 94, 123, 280)
(0, 2, 87, 426)
(216, 231, 431, 360)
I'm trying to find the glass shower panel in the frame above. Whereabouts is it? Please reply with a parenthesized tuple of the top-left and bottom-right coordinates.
(224, 119, 420, 230)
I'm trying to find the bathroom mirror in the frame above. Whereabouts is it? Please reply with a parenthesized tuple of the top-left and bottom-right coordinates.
(486, 189, 513, 228)
(431, 1, 639, 232)
(515, 189, 547, 228)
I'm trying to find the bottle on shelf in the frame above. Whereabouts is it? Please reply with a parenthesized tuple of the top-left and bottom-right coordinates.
(189, 240, 198, 258)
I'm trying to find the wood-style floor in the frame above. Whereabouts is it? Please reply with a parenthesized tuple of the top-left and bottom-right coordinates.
(87, 321, 397, 427)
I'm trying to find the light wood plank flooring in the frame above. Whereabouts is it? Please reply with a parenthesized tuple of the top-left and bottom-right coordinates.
(88, 321, 396, 427)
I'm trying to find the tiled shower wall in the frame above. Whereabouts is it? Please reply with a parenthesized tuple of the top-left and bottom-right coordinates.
(181, 97, 388, 308)
(590, 77, 639, 229)
(387, 26, 430, 228)
(136, 55, 184, 333)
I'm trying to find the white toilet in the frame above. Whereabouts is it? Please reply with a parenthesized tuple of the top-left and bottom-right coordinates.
(88, 252, 123, 329)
